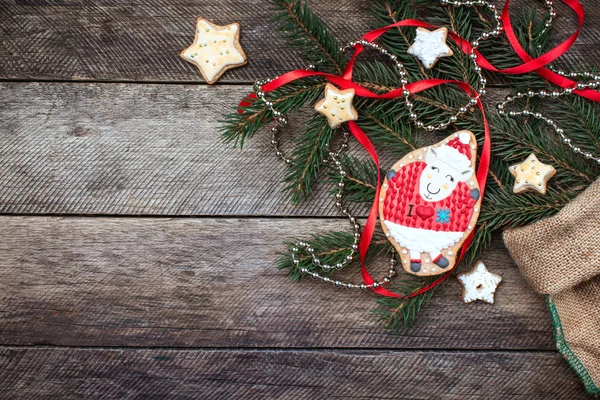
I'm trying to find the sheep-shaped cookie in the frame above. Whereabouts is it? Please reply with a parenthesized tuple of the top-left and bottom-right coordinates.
(379, 130, 481, 276)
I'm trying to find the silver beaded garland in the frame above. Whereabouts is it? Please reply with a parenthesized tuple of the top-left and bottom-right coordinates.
(253, 72, 396, 289)
(496, 84, 600, 165)
(476, 0, 600, 165)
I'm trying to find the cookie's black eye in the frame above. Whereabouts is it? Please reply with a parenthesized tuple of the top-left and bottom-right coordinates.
(445, 174, 455, 182)
(431, 166, 439, 172)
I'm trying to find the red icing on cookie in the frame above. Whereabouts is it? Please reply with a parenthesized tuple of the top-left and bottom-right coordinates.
(383, 162, 476, 233)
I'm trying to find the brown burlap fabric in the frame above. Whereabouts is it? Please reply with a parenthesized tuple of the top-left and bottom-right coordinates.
(503, 178, 600, 396)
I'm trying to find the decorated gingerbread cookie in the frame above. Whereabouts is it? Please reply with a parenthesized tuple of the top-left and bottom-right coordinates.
(181, 18, 247, 84)
(407, 27, 454, 69)
(379, 130, 481, 276)
(457, 261, 502, 304)
(314, 83, 359, 128)
(509, 153, 556, 195)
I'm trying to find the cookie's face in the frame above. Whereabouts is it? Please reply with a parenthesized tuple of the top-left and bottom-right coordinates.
(419, 147, 472, 202)
(419, 159, 459, 202)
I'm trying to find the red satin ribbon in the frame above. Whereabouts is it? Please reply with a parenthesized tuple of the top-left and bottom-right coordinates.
(347, 0, 592, 97)
(238, 0, 594, 298)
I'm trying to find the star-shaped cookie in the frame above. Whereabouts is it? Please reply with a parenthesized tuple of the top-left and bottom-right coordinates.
(314, 83, 358, 128)
(181, 18, 247, 84)
(458, 261, 502, 304)
(509, 153, 556, 195)
(408, 27, 454, 69)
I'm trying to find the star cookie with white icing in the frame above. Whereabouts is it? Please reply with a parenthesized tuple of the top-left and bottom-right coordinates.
(458, 261, 502, 304)
(509, 153, 556, 195)
(314, 83, 359, 128)
(181, 18, 247, 84)
(407, 27, 454, 69)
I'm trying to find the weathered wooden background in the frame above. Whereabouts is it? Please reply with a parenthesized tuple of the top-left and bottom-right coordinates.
(0, 0, 595, 398)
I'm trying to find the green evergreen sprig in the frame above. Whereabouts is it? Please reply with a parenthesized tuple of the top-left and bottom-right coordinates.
(276, 230, 389, 281)
(283, 113, 334, 203)
(373, 275, 439, 331)
(272, 0, 346, 74)
(220, 79, 325, 147)
(551, 95, 600, 166)
(327, 154, 379, 204)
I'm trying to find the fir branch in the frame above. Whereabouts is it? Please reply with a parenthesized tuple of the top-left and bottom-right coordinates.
(373, 275, 439, 332)
(220, 80, 325, 147)
(272, 0, 346, 74)
(480, 180, 576, 229)
(371, 0, 431, 80)
(490, 110, 597, 187)
(358, 100, 419, 157)
(283, 113, 334, 203)
(478, 7, 551, 89)
(327, 154, 379, 204)
(551, 96, 600, 158)
(277, 230, 390, 281)
(353, 61, 402, 91)
(222, 0, 600, 334)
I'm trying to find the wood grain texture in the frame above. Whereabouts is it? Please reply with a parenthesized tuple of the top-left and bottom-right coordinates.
(0, 0, 370, 83)
(0, 0, 595, 395)
(0, 82, 510, 216)
(0, 216, 553, 349)
(1, 0, 598, 84)
(0, 347, 589, 399)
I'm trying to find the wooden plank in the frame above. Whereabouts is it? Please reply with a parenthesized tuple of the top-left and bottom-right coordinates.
(0, 82, 332, 216)
(0, 347, 588, 399)
(0, 0, 371, 83)
(0, 0, 597, 83)
(0, 216, 553, 349)
(0, 82, 510, 216)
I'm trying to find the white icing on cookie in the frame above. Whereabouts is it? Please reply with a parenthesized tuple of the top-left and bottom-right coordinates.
(384, 221, 463, 254)
(457, 261, 502, 304)
(407, 27, 453, 69)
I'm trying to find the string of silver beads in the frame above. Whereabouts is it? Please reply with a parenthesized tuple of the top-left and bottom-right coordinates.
(448, 0, 599, 164)
(341, 38, 480, 133)
(440, 0, 502, 102)
(445, 0, 553, 49)
(496, 86, 600, 164)
(493, 0, 600, 165)
(253, 78, 396, 289)
(254, 74, 350, 164)
(540, 0, 556, 36)
(292, 151, 398, 289)
(251, 6, 503, 287)
(548, 66, 600, 83)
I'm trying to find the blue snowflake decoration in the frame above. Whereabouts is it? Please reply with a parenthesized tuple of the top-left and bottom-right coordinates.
(435, 209, 451, 224)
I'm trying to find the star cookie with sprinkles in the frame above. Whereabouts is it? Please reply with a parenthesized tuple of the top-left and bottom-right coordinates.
(181, 18, 247, 84)
(407, 27, 454, 69)
(509, 153, 556, 195)
(314, 83, 359, 128)
(457, 261, 502, 304)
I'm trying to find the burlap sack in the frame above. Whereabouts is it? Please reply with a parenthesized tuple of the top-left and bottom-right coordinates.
(504, 178, 600, 396)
